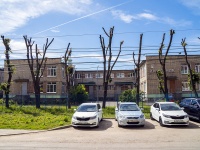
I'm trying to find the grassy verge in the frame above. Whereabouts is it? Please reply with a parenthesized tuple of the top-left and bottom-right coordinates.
(0, 104, 150, 130)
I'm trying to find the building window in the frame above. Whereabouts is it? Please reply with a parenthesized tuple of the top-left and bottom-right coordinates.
(62, 82, 65, 93)
(111, 73, 114, 78)
(75, 74, 81, 79)
(40, 82, 43, 93)
(34, 68, 44, 77)
(117, 73, 124, 78)
(62, 67, 65, 78)
(47, 66, 56, 77)
(47, 82, 56, 93)
(128, 73, 134, 77)
(181, 65, 188, 74)
(85, 73, 93, 78)
(182, 82, 190, 91)
(195, 65, 200, 73)
(96, 73, 103, 78)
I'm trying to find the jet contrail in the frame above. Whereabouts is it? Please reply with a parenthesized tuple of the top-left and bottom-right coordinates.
(34, 0, 133, 35)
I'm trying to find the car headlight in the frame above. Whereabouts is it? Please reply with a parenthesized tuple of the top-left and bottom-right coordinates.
(162, 113, 171, 118)
(140, 114, 144, 118)
(119, 114, 125, 119)
(72, 116, 77, 119)
(90, 115, 97, 120)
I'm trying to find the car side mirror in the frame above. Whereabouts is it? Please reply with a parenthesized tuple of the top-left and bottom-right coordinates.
(140, 107, 144, 111)
(115, 108, 118, 111)
(155, 108, 159, 111)
(98, 109, 102, 112)
(74, 109, 77, 111)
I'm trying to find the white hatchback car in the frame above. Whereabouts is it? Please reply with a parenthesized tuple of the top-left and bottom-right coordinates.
(71, 103, 103, 128)
(150, 102, 189, 126)
(115, 102, 145, 127)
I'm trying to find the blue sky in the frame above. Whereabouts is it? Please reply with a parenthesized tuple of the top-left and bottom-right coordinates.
(1, 0, 200, 70)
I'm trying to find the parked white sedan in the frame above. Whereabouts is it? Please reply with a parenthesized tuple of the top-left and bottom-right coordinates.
(150, 102, 189, 126)
(115, 102, 145, 127)
(71, 103, 103, 128)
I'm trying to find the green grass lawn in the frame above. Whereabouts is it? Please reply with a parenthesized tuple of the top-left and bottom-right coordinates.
(0, 104, 150, 130)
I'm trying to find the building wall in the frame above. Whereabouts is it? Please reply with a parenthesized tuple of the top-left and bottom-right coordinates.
(74, 70, 135, 101)
(141, 55, 200, 99)
(4, 58, 66, 96)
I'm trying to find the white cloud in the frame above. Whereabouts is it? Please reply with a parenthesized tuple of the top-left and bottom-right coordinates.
(137, 13, 158, 20)
(111, 9, 191, 27)
(0, 0, 93, 34)
(111, 10, 134, 23)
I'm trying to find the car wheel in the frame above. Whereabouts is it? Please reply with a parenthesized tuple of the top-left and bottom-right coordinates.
(118, 121, 121, 127)
(95, 119, 99, 128)
(150, 113, 154, 120)
(101, 115, 103, 121)
(159, 117, 164, 127)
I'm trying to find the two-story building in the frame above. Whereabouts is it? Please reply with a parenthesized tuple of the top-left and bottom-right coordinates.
(4, 58, 135, 102)
(139, 55, 200, 101)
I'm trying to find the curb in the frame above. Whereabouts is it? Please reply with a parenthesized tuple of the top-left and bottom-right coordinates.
(0, 125, 72, 137)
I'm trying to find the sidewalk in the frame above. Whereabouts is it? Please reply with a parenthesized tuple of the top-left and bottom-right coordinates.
(0, 125, 71, 136)
(0, 129, 41, 136)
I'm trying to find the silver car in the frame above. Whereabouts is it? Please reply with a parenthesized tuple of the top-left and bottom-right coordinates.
(115, 102, 145, 127)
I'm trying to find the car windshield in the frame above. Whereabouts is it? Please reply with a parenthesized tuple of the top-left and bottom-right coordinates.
(119, 104, 139, 111)
(77, 105, 97, 112)
(160, 103, 181, 111)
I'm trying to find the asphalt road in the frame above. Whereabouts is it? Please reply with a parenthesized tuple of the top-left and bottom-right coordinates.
(0, 119, 200, 150)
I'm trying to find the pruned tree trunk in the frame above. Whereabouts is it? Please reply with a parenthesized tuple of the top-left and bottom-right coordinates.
(157, 29, 175, 101)
(181, 38, 198, 98)
(64, 43, 72, 109)
(1, 35, 14, 108)
(100, 26, 123, 108)
(133, 34, 143, 105)
(23, 36, 54, 108)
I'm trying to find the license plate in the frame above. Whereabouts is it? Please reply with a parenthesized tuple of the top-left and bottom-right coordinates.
(128, 120, 137, 122)
(79, 121, 87, 124)
(174, 119, 183, 122)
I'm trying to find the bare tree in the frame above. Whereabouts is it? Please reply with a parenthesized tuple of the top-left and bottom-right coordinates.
(133, 34, 143, 105)
(99, 26, 123, 108)
(156, 29, 175, 101)
(23, 36, 54, 108)
(181, 38, 199, 98)
(64, 43, 73, 108)
(1, 36, 14, 108)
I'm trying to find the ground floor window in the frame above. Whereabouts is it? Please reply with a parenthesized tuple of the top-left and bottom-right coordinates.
(182, 82, 191, 91)
(47, 82, 56, 93)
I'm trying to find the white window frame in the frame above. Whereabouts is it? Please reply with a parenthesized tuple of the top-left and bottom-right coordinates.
(117, 73, 125, 78)
(75, 74, 81, 79)
(110, 73, 114, 78)
(40, 82, 43, 93)
(47, 82, 56, 93)
(85, 73, 93, 78)
(181, 65, 188, 74)
(96, 73, 103, 78)
(195, 65, 200, 73)
(47, 66, 56, 77)
(182, 82, 191, 91)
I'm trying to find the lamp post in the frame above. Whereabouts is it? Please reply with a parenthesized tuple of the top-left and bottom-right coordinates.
(97, 66, 99, 103)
